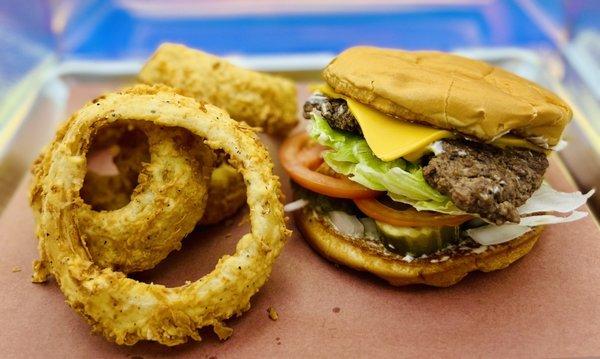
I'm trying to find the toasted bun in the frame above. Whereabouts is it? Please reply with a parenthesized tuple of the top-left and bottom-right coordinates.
(323, 46, 571, 147)
(294, 207, 543, 287)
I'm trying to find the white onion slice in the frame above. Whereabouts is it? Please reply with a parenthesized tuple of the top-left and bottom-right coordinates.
(360, 217, 380, 240)
(553, 139, 568, 152)
(519, 211, 588, 226)
(328, 211, 364, 238)
(283, 199, 309, 212)
(429, 141, 445, 155)
(466, 224, 531, 245)
(467, 211, 588, 245)
(518, 184, 594, 215)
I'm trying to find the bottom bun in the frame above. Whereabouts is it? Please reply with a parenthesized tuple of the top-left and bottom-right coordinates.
(294, 207, 543, 287)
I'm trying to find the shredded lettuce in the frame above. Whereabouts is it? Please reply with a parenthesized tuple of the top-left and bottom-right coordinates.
(309, 114, 463, 214)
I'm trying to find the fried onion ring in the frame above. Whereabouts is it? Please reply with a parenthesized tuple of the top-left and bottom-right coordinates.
(80, 127, 247, 225)
(33, 84, 289, 345)
(81, 125, 149, 211)
(139, 43, 298, 136)
(80, 125, 214, 272)
(31, 122, 214, 275)
(198, 161, 247, 226)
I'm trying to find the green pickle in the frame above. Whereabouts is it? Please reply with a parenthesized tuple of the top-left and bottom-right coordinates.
(375, 221, 460, 256)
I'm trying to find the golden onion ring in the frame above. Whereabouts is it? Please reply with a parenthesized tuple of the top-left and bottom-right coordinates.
(31, 122, 214, 275)
(78, 124, 214, 272)
(33, 84, 289, 345)
(139, 43, 298, 136)
(80, 127, 247, 226)
(197, 161, 247, 226)
(80, 124, 149, 211)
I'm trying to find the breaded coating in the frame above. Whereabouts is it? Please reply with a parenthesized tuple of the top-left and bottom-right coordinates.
(32, 85, 289, 345)
(81, 128, 246, 225)
(31, 122, 214, 274)
(81, 125, 149, 211)
(139, 43, 298, 136)
(199, 162, 247, 226)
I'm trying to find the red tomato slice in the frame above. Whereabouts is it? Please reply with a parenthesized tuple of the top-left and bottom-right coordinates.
(279, 133, 381, 199)
(354, 197, 473, 227)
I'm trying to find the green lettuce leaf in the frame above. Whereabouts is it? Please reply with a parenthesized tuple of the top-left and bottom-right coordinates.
(309, 114, 464, 214)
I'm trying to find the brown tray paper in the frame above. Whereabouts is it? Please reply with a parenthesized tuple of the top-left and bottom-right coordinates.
(1, 84, 599, 357)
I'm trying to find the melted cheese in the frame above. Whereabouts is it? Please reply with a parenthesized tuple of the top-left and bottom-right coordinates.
(492, 135, 547, 153)
(316, 84, 545, 161)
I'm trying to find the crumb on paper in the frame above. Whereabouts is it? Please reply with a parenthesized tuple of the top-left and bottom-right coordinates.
(332, 307, 341, 314)
(267, 307, 279, 321)
(11, 266, 21, 273)
(213, 322, 233, 340)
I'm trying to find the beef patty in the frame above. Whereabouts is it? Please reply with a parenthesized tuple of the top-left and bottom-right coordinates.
(304, 95, 548, 224)
(303, 93, 362, 134)
(423, 140, 548, 224)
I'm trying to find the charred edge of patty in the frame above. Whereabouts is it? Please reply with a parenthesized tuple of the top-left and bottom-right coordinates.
(303, 93, 362, 135)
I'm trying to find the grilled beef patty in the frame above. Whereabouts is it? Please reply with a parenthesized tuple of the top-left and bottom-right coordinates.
(303, 93, 362, 134)
(304, 95, 548, 224)
(423, 140, 548, 224)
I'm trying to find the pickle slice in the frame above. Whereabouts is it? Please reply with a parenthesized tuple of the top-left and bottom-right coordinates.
(375, 221, 459, 256)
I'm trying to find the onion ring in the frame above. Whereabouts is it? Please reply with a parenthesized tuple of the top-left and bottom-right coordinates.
(79, 124, 214, 272)
(31, 122, 214, 275)
(33, 84, 289, 345)
(80, 125, 149, 211)
(80, 127, 247, 226)
(198, 161, 247, 226)
(139, 43, 298, 136)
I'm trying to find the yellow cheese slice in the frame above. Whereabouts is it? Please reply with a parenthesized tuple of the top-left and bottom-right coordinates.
(315, 84, 546, 161)
(317, 84, 452, 161)
(492, 135, 548, 153)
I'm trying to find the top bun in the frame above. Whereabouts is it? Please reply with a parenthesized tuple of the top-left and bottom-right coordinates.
(323, 46, 571, 147)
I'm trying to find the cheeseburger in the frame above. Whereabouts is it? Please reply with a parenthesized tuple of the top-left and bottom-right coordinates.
(280, 46, 593, 287)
